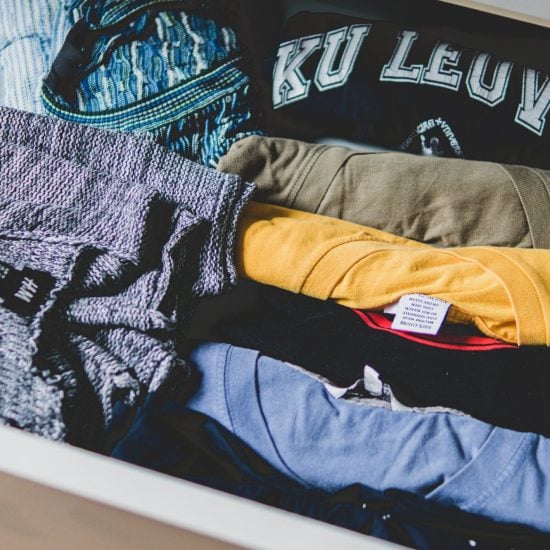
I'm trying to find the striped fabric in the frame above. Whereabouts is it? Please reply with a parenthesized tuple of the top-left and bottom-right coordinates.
(0, 0, 59, 113)
(42, 57, 249, 131)
(42, 0, 263, 166)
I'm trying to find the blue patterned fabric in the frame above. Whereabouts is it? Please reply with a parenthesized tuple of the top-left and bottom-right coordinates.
(0, 0, 59, 113)
(42, 0, 263, 167)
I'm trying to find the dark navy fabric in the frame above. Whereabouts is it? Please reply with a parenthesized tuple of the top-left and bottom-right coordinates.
(210, 281, 550, 436)
(111, 382, 550, 549)
(267, 11, 550, 168)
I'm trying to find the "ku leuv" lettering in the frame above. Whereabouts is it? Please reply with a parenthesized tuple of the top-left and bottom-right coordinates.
(272, 24, 550, 136)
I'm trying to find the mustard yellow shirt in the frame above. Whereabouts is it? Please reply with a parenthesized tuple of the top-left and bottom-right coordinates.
(237, 202, 550, 346)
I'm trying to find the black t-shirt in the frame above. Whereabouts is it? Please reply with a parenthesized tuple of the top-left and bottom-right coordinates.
(268, 12, 550, 168)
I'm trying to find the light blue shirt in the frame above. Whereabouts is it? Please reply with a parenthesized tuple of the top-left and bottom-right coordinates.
(187, 342, 550, 532)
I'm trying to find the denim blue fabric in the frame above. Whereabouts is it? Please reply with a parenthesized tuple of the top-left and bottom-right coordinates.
(42, 0, 263, 167)
(0, 107, 254, 446)
(187, 342, 550, 532)
(0, 0, 58, 113)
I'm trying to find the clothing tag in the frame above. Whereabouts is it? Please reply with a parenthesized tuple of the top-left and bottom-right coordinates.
(390, 294, 450, 335)
(324, 384, 349, 399)
(383, 301, 400, 315)
(363, 365, 383, 396)
(324, 379, 362, 400)
(0, 261, 56, 316)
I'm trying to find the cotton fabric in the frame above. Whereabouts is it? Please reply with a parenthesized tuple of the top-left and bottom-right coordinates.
(267, 12, 550, 168)
(219, 135, 550, 248)
(210, 281, 550, 435)
(187, 341, 550, 532)
(112, 383, 550, 548)
(237, 202, 550, 345)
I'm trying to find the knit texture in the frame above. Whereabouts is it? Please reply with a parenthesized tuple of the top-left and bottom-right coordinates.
(0, 106, 254, 446)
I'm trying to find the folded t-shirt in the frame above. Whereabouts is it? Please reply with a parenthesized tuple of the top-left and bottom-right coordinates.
(211, 280, 550, 436)
(219, 135, 550, 248)
(237, 202, 550, 346)
(112, 387, 550, 549)
(267, 11, 550, 168)
(186, 341, 550, 533)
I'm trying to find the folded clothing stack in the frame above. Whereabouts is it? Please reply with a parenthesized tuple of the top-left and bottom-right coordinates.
(0, 1, 549, 548)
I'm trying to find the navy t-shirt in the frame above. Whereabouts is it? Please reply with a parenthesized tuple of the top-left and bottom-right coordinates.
(268, 12, 550, 168)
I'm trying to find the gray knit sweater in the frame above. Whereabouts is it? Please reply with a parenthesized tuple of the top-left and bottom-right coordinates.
(0, 106, 254, 447)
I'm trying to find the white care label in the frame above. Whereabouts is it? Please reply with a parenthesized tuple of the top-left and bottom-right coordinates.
(324, 379, 362, 399)
(390, 294, 450, 335)
(383, 301, 400, 315)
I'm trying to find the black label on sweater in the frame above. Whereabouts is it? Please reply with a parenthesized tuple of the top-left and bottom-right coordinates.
(0, 261, 56, 316)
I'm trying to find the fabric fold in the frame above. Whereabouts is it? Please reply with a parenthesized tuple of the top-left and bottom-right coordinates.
(0, 106, 254, 446)
(237, 202, 550, 345)
(219, 135, 550, 248)
(186, 341, 550, 532)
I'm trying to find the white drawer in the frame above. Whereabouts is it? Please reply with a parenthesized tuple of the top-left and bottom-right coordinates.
(2, 2, 546, 548)
(439, 0, 550, 28)
(0, 424, 403, 549)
